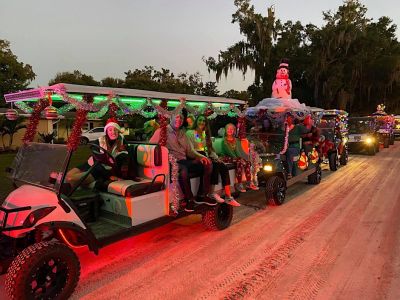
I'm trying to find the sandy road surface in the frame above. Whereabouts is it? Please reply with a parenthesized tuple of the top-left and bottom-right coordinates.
(1, 143, 400, 299)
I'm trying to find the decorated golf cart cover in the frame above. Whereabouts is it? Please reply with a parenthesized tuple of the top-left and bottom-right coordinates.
(1, 83, 256, 299)
(4, 83, 251, 215)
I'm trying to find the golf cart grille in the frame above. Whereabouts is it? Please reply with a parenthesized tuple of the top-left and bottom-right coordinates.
(0, 206, 31, 232)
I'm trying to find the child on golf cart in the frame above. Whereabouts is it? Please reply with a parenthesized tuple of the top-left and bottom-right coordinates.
(150, 113, 217, 212)
(219, 123, 259, 193)
(186, 115, 240, 206)
(66, 119, 133, 188)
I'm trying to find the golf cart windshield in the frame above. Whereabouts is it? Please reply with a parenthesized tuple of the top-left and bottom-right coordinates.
(8, 143, 69, 191)
(248, 132, 286, 155)
(348, 119, 372, 134)
(246, 116, 286, 154)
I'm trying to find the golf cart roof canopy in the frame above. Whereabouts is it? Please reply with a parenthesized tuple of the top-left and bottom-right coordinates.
(4, 83, 245, 106)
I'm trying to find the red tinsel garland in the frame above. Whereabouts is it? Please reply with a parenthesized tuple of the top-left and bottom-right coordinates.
(159, 99, 168, 146)
(238, 116, 246, 139)
(67, 94, 93, 151)
(67, 109, 88, 151)
(23, 99, 49, 144)
(108, 102, 119, 119)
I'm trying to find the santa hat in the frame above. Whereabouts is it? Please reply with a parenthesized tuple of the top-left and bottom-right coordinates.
(104, 118, 121, 133)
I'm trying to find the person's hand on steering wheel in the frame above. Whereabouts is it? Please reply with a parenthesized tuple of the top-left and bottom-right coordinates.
(89, 143, 116, 167)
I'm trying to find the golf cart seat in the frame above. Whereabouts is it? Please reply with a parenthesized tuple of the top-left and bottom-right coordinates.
(106, 144, 166, 197)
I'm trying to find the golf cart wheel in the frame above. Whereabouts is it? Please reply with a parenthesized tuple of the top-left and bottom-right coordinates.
(308, 165, 322, 185)
(328, 152, 338, 171)
(265, 176, 286, 206)
(5, 241, 80, 300)
(375, 142, 380, 153)
(390, 135, 395, 145)
(368, 145, 376, 156)
(201, 203, 233, 231)
(339, 149, 348, 166)
(384, 137, 389, 148)
(80, 137, 89, 145)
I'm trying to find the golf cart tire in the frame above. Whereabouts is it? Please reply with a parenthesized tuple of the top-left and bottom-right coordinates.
(308, 165, 322, 185)
(265, 176, 286, 206)
(368, 145, 376, 156)
(390, 135, 395, 145)
(384, 137, 389, 148)
(5, 241, 80, 300)
(328, 152, 338, 171)
(201, 203, 233, 231)
(339, 149, 348, 166)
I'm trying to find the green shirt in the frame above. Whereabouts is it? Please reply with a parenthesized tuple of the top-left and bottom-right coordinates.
(221, 138, 249, 160)
(288, 124, 309, 148)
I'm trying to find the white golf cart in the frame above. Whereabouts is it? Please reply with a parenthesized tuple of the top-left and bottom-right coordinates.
(0, 84, 246, 299)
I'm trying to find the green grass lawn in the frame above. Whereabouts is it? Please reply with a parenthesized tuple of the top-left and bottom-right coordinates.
(0, 146, 92, 203)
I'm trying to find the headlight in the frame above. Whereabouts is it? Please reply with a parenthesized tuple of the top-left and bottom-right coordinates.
(365, 137, 374, 144)
(263, 164, 273, 172)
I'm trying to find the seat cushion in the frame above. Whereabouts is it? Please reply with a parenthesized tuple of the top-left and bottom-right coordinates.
(107, 179, 164, 197)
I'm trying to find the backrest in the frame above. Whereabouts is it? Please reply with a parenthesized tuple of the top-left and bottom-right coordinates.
(129, 144, 169, 181)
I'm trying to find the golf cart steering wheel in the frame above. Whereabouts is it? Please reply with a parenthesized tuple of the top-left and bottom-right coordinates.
(89, 143, 116, 167)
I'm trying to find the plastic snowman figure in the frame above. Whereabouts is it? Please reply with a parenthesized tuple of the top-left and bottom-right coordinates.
(271, 59, 292, 99)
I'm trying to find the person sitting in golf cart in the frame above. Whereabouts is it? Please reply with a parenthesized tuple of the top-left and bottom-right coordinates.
(66, 118, 131, 187)
(186, 115, 240, 207)
(150, 113, 216, 212)
(219, 123, 259, 193)
(301, 115, 320, 153)
(286, 116, 310, 178)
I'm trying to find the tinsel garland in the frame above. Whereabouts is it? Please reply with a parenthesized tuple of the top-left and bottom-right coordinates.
(56, 88, 111, 111)
(279, 120, 290, 155)
(249, 143, 261, 185)
(237, 116, 246, 139)
(87, 105, 109, 119)
(15, 101, 33, 113)
(108, 102, 119, 119)
(115, 97, 157, 118)
(168, 154, 180, 214)
(22, 99, 49, 144)
(67, 109, 88, 151)
(158, 99, 168, 146)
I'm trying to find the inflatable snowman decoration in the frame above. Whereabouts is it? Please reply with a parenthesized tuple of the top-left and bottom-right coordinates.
(271, 59, 292, 99)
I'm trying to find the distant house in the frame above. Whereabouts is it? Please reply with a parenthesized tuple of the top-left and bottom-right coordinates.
(0, 108, 104, 148)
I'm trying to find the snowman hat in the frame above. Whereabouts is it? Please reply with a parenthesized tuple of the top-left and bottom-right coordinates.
(104, 118, 121, 133)
(278, 58, 289, 69)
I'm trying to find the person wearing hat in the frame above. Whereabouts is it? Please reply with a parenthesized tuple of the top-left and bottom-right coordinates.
(66, 118, 130, 187)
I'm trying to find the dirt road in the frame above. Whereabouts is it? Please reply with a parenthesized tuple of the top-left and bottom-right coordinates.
(1, 143, 400, 299)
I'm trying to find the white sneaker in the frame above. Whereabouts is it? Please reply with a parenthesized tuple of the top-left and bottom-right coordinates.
(209, 193, 225, 203)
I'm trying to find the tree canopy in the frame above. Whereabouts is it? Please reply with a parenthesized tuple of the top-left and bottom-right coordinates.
(205, 0, 400, 114)
(0, 40, 36, 107)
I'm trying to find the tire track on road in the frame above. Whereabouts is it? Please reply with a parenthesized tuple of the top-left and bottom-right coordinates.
(196, 158, 370, 300)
